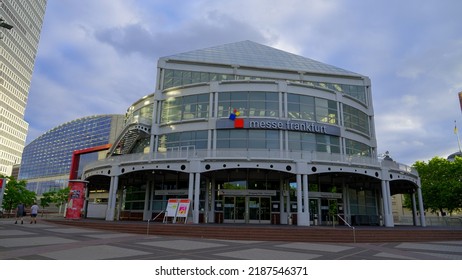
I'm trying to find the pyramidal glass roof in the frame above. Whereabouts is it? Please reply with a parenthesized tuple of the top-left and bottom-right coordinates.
(162, 40, 361, 77)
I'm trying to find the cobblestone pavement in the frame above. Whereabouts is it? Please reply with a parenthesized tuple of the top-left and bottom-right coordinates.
(1, 218, 462, 260)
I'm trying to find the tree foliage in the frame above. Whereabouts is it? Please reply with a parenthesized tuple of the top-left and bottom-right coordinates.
(55, 187, 70, 208)
(410, 156, 462, 215)
(40, 187, 70, 214)
(39, 191, 55, 215)
(1, 176, 36, 216)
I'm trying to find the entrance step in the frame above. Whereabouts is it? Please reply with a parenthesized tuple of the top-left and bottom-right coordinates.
(44, 219, 462, 243)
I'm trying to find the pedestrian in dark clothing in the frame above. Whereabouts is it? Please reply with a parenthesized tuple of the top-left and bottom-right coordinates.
(15, 203, 25, 224)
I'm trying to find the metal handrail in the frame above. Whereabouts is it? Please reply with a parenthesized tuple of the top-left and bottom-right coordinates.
(146, 210, 165, 235)
(337, 214, 356, 243)
(444, 217, 462, 227)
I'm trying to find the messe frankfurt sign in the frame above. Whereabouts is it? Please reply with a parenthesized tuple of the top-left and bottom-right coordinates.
(216, 117, 341, 136)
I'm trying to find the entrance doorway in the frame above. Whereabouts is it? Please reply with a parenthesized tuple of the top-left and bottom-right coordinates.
(224, 197, 245, 223)
(223, 196, 271, 224)
(321, 199, 338, 225)
(309, 198, 320, 225)
(248, 197, 271, 224)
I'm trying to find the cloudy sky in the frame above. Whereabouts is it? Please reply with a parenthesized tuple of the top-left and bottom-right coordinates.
(25, 0, 462, 166)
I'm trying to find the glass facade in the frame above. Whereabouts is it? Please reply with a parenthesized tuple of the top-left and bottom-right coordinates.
(125, 102, 153, 125)
(287, 93, 338, 124)
(343, 104, 370, 135)
(25, 180, 67, 196)
(216, 129, 280, 150)
(163, 69, 234, 89)
(163, 69, 366, 103)
(288, 132, 340, 153)
(345, 139, 372, 157)
(161, 93, 209, 123)
(19, 115, 123, 193)
(217, 91, 279, 118)
(155, 88, 366, 154)
(163, 69, 367, 104)
(158, 130, 208, 152)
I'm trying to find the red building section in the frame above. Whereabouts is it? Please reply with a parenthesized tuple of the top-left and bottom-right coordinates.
(69, 144, 111, 180)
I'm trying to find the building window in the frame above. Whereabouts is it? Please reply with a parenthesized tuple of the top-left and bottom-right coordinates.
(288, 131, 340, 153)
(343, 104, 370, 135)
(126, 105, 153, 125)
(162, 69, 367, 107)
(163, 69, 234, 89)
(316, 99, 338, 124)
(287, 94, 337, 124)
(158, 130, 208, 152)
(161, 94, 209, 123)
(131, 137, 150, 154)
(217, 91, 279, 118)
(345, 139, 372, 157)
(216, 129, 280, 150)
(348, 188, 378, 216)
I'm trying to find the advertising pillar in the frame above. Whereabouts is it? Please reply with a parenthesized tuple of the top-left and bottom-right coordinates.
(65, 180, 88, 219)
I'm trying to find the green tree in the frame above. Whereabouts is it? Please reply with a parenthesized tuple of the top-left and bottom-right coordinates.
(1, 176, 36, 217)
(328, 186, 338, 225)
(54, 187, 70, 214)
(40, 191, 55, 217)
(408, 156, 462, 215)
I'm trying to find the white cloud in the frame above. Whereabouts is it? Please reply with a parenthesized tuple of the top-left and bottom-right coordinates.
(377, 114, 423, 133)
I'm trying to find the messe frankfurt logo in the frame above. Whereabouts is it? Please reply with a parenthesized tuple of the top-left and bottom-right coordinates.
(229, 109, 244, 128)
(225, 109, 338, 136)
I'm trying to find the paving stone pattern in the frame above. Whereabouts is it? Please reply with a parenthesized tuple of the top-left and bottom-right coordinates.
(1, 219, 462, 260)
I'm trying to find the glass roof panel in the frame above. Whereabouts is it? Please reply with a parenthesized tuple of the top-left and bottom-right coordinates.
(162, 40, 362, 77)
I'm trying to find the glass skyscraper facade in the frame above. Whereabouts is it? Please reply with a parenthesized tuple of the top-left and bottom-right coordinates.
(19, 115, 124, 194)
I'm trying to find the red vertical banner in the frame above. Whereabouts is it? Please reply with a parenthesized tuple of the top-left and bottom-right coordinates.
(0, 178, 4, 189)
(65, 180, 88, 219)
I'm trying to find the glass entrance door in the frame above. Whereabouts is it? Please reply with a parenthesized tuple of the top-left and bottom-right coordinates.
(309, 198, 320, 225)
(248, 197, 271, 224)
(320, 198, 338, 225)
(223, 196, 271, 224)
(223, 196, 245, 223)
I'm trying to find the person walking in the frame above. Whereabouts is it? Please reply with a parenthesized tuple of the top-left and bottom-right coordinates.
(15, 203, 25, 224)
(30, 202, 39, 224)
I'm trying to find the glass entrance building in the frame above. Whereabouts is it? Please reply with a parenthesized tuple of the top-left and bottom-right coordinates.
(83, 41, 424, 227)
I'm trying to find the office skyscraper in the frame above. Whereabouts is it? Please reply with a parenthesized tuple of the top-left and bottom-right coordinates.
(0, 0, 47, 175)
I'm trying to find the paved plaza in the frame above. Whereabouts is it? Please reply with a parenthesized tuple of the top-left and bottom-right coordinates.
(1, 218, 462, 260)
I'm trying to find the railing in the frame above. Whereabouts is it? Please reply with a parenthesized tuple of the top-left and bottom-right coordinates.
(146, 210, 165, 235)
(396, 216, 462, 227)
(337, 214, 356, 243)
(83, 148, 418, 177)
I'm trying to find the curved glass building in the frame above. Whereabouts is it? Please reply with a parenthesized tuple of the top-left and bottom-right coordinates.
(19, 115, 124, 194)
(83, 41, 424, 227)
